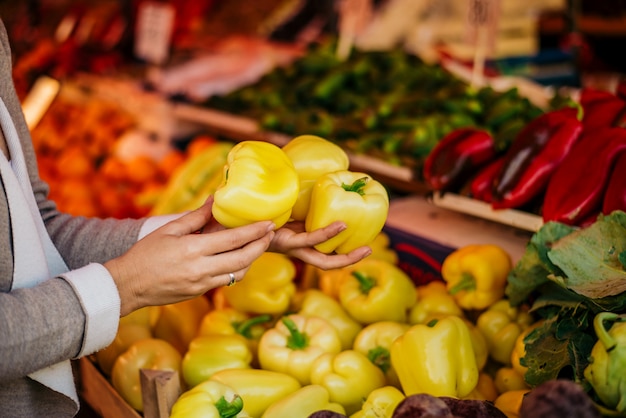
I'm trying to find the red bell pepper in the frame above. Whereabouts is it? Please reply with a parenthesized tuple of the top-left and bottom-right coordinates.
(490, 106, 583, 210)
(423, 128, 500, 192)
(469, 157, 505, 203)
(580, 88, 626, 131)
(542, 126, 626, 225)
(602, 150, 626, 214)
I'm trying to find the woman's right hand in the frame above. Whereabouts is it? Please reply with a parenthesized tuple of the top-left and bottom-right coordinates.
(105, 199, 275, 316)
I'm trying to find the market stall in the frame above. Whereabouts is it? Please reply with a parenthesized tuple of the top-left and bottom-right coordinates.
(3, 0, 626, 417)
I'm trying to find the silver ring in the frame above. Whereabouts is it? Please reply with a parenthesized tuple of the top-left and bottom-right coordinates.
(227, 272, 236, 286)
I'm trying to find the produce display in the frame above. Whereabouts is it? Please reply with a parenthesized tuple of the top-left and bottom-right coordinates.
(92, 215, 626, 417)
(424, 87, 626, 225)
(203, 41, 544, 175)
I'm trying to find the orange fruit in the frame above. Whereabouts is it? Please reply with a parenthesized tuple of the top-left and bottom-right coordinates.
(124, 156, 159, 185)
(158, 149, 186, 180)
(55, 146, 95, 179)
(186, 135, 217, 158)
(99, 157, 128, 182)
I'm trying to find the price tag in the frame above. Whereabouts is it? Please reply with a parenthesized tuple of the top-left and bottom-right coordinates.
(337, 0, 372, 60)
(134, 1, 176, 65)
(21, 76, 60, 130)
(465, 0, 500, 86)
(465, 0, 499, 52)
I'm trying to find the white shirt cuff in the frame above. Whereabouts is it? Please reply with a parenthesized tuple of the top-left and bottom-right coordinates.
(61, 263, 121, 358)
(138, 213, 185, 240)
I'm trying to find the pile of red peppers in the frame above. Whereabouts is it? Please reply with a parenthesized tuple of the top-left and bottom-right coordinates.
(423, 86, 626, 227)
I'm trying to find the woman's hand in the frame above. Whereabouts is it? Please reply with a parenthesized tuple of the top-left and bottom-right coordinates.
(105, 199, 275, 316)
(268, 220, 372, 270)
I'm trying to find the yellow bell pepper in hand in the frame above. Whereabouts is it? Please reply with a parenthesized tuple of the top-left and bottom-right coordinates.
(408, 280, 464, 325)
(298, 289, 363, 350)
(310, 349, 387, 415)
(258, 314, 342, 385)
(212, 140, 299, 228)
(111, 338, 182, 412)
(441, 244, 512, 310)
(305, 170, 389, 254)
(476, 299, 533, 365)
(223, 252, 296, 315)
(153, 295, 211, 355)
(182, 334, 254, 388)
(338, 258, 417, 324)
(282, 134, 350, 221)
(261, 384, 346, 418)
(170, 380, 249, 418)
(350, 385, 405, 418)
(390, 316, 479, 398)
(210, 368, 301, 418)
(352, 321, 410, 388)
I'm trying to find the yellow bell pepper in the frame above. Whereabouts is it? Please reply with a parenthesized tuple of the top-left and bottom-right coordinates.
(197, 308, 273, 366)
(463, 318, 489, 372)
(441, 244, 512, 310)
(298, 289, 363, 350)
(494, 367, 530, 394)
(350, 385, 405, 418)
(494, 389, 530, 418)
(338, 258, 417, 324)
(369, 231, 399, 265)
(170, 380, 249, 418)
(352, 321, 410, 388)
(390, 316, 479, 398)
(223, 252, 296, 316)
(210, 368, 301, 418)
(111, 338, 182, 412)
(212, 140, 299, 228)
(152, 295, 211, 355)
(95, 322, 152, 377)
(310, 349, 387, 415)
(258, 314, 342, 385)
(261, 384, 346, 418)
(182, 334, 253, 388)
(282, 134, 350, 221)
(304, 232, 399, 295)
(476, 299, 534, 365)
(305, 170, 389, 254)
(408, 280, 464, 325)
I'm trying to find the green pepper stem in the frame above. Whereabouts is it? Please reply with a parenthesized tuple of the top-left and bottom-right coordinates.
(594, 312, 621, 351)
(235, 314, 273, 339)
(342, 177, 369, 196)
(448, 272, 476, 295)
(214, 395, 244, 418)
(352, 271, 376, 294)
(367, 346, 391, 373)
(282, 316, 309, 350)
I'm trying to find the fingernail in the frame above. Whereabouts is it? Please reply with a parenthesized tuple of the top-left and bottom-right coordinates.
(266, 222, 276, 232)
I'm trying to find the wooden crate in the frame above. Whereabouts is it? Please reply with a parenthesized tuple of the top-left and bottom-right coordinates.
(78, 358, 180, 418)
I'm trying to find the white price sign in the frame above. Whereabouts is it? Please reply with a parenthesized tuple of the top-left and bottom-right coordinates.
(134, 1, 176, 65)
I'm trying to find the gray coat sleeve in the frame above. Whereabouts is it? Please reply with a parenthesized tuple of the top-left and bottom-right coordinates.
(0, 18, 146, 380)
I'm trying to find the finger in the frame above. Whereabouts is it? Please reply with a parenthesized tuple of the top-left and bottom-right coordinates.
(294, 245, 371, 270)
(162, 200, 215, 236)
(285, 221, 347, 248)
(198, 232, 273, 279)
(194, 221, 275, 254)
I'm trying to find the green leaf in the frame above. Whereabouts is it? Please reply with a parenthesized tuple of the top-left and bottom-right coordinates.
(547, 211, 626, 299)
(506, 221, 575, 306)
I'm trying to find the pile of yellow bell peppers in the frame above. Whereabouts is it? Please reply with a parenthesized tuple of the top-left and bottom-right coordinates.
(94, 239, 553, 418)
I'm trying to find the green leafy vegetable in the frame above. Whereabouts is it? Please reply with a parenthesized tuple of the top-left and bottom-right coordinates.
(547, 211, 626, 299)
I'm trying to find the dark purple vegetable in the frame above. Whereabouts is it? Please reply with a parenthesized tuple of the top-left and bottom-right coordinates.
(307, 411, 348, 418)
(392, 393, 455, 418)
(519, 379, 601, 418)
(440, 397, 508, 418)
